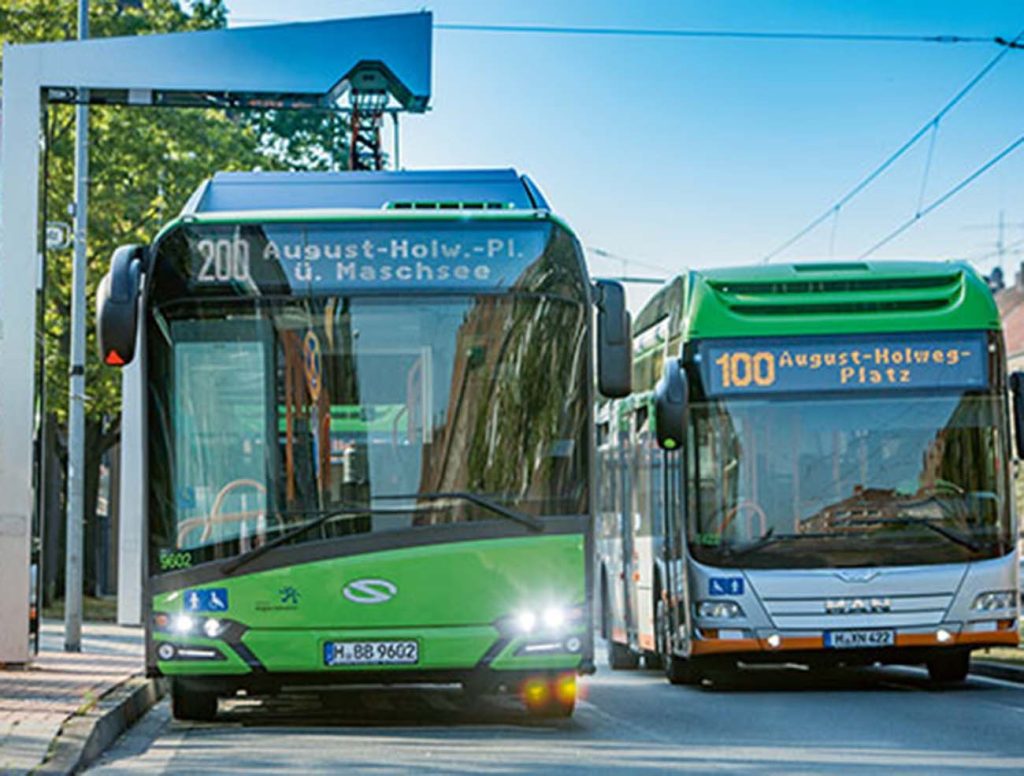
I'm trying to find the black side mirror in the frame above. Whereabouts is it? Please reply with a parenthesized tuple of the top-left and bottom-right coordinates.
(594, 280, 632, 398)
(1011, 372, 1024, 459)
(654, 358, 688, 450)
(97, 244, 145, 367)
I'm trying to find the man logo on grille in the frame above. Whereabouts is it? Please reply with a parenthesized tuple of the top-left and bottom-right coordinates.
(342, 578, 398, 605)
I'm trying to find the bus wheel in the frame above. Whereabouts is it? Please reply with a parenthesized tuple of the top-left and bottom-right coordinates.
(665, 655, 702, 685)
(608, 639, 640, 670)
(523, 673, 576, 719)
(171, 680, 218, 722)
(603, 589, 639, 670)
(927, 651, 970, 684)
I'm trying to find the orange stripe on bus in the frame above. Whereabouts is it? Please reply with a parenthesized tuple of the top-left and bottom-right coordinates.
(689, 638, 761, 656)
(689, 629, 1019, 656)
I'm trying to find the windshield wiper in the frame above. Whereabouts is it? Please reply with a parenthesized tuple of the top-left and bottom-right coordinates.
(720, 528, 836, 559)
(222, 492, 543, 576)
(831, 516, 982, 553)
(222, 507, 373, 575)
(373, 491, 544, 533)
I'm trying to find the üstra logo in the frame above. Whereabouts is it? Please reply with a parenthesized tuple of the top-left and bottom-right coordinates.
(342, 578, 398, 604)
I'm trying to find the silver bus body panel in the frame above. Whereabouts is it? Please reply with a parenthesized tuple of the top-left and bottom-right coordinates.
(685, 553, 1017, 653)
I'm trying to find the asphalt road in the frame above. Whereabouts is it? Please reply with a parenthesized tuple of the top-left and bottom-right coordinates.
(87, 649, 1024, 774)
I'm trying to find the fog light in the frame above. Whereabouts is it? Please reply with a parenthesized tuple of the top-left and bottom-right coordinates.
(516, 610, 537, 633)
(171, 614, 195, 635)
(766, 633, 782, 650)
(565, 636, 582, 653)
(522, 678, 549, 708)
(554, 674, 576, 705)
(156, 642, 176, 661)
(936, 628, 953, 643)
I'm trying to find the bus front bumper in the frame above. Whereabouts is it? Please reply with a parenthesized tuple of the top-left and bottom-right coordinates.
(688, 619, 1018, 661)
(151, 622, 591, 682)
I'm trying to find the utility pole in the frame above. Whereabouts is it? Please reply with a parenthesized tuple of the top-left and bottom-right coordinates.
(64, 0, 89, 652)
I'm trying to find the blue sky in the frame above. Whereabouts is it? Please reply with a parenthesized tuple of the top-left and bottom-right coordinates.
(225, 1, 1024, 309)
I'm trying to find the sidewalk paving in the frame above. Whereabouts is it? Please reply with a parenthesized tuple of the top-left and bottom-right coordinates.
(0, 620, 143, 775)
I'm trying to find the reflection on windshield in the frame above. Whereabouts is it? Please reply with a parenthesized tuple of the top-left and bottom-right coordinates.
(149, 295, 589, 566)
(688, 394, 1011, 569)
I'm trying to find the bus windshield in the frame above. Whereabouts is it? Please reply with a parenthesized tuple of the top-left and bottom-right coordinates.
(147, 294, 589, 567)
(688, 392, 1012, 569)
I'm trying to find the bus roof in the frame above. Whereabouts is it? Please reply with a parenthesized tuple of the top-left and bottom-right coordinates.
(182, 169, 550, 215)
(635, 261, 1000, 341)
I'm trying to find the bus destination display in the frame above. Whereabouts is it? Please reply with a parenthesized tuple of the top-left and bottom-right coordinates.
(699, 332, 988, 396)
(180, 221, 550, 293)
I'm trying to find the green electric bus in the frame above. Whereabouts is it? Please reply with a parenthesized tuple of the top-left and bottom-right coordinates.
(599, 261, 1022, 684)
(97, 170, 631, 719)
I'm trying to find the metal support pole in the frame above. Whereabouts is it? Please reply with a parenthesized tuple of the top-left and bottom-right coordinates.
(391, 112, 400, 170)
(64, 0, 88, 652)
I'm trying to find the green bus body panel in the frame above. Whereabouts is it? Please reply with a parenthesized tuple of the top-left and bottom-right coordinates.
(639, 261, 1000, 341)
(153, 533, 584, 676)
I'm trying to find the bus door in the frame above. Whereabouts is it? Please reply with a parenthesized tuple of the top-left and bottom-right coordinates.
(615, 405, 639, 648)
(632, 405, 660, 653)
(660, 444, 686, 656)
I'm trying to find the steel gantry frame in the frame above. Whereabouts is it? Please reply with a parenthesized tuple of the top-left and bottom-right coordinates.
(0, 12, 431, 664)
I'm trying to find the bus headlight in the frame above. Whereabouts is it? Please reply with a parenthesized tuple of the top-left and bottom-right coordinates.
(542, 606, 566, 629)
(203, 618, 226, 639)
(516, 610, 537, 633)
(512, 604, 579, 634)
(171, 614, 196, 635)
(697, 601, 744, 619)
(971, 591, 1016, 611)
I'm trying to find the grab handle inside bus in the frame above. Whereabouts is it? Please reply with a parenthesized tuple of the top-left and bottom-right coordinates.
(1010, 371, 1024, 459)
(594, 279, 632, 398)
(97, 244, 145, 367)
(654, 358, 688, 451)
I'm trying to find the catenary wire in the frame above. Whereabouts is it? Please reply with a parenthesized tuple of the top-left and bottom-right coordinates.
(434, 23, 996, 44)
(587, 246, 677, 276)
(760, 28, 1024, 264)
(858, 132, 1024, 258)
(230, 16, 1003, 47)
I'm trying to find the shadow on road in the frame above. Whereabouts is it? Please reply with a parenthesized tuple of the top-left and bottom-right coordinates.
(628, 660, 994, 694)
(215, 686, 580, 730)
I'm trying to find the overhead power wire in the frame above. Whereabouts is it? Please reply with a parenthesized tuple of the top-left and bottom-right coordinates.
(231, 16, 1006, 47)
(434, 22, 999, 45)
(858, 131, 1024, 258)
(587, 246, 675, 277)
(969, 235, 1024, 264)
(760, 27, 1024, 264)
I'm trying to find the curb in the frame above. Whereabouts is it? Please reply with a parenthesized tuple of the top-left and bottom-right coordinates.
(35, 676, 168, 775)
(971, 659, 1024, 684)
